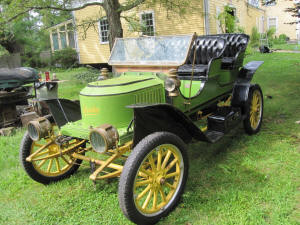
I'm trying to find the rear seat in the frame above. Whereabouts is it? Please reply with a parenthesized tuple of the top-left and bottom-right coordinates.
(216, 33, 249, 69)
(178, 36, 226, 77)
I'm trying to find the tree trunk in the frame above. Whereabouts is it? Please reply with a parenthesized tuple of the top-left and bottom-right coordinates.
(102, 0, 123, 50)
(0, 39, 23, 54)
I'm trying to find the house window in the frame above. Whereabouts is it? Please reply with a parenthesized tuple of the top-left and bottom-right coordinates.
(99, 17, 109, 43)
(248, 0, 259, 7)
(141, 12, 155, 36)
(268, 17, 277, 31)
(50, 20, 76, 52)
(67, 23, 75, 48)
(59, 26, 67, 49)
(52, 33, 59, 50)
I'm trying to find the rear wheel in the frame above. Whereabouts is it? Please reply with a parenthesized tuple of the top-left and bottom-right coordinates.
(20, 131, 84, 184)
(118, 132, 189, 225)
(243, 84, 263, 135)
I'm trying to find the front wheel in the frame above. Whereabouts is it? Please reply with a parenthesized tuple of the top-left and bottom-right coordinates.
(20, 131, 84, 184)
(243, 84, 264, 135)
(118, 132, 189, 225)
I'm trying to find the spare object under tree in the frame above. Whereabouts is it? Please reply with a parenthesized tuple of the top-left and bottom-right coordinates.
(0, 67, 39, 129)
(20, 33, 264, 225)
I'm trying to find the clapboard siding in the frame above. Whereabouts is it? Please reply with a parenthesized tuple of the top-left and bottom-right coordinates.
(74, 0, 268, 64)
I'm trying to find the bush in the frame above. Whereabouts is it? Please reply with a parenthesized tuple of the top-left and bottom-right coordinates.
(52, 48, 78, 68)
(22, 52, 49, 68)
(250, 27, 260, 47)
(74, 69, 100, 83)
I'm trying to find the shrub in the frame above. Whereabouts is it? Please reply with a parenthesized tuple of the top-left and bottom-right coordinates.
(74, 69, 100, 83)
(250, 27, 260, 47)
(52, 48, 78, 68)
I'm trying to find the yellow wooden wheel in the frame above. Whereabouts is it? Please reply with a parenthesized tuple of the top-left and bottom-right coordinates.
(244, 84, 263, 135)
(30, 138, 79, 177)
(250, 89, 262, 130)
(119, 132, 188, 224)
(20, 129, 84, 184)
(133, 144, 183, 215)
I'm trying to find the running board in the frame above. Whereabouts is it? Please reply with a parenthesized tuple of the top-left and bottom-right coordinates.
(204, 107, 242, 143)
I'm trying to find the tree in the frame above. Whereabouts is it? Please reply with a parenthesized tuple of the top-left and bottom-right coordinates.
(0, 0, 189, 50)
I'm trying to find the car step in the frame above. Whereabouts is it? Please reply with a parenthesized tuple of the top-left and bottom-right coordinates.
(205, 107, 242, 143)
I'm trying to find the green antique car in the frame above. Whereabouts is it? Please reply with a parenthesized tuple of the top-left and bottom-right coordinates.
(20, 33, 264, 224)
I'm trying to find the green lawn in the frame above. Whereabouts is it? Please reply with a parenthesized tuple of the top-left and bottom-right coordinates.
(0, 52, 300, 225)
(272, 43, 300, 51)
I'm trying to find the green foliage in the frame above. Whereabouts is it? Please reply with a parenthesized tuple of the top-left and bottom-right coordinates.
(52, 48, 78, 69)
(250, 27, 260, 47)
(74, 69, 101, 83)
(217, 5, 244, 34)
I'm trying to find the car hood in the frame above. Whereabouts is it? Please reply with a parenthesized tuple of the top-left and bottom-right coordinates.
(80, 75, 163, 96)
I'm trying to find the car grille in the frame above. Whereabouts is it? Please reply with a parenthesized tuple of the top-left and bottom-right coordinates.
(134, 87, 164, 104)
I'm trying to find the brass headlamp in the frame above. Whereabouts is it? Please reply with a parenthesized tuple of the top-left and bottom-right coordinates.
(165, 69, 181, 97)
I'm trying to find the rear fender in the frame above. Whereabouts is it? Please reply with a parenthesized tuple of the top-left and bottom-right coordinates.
(232, 61, 263, 107)
(128, 104, 209, 146)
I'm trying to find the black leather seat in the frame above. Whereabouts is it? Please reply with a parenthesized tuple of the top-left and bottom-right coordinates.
(215, 33, 249, 69)
(178, 37, 226, 77)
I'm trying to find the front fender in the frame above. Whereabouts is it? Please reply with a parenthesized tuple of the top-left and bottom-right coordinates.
(128, 104, 209, 146)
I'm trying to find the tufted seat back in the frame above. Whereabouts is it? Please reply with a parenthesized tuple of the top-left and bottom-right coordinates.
(218, 33, 249, 58)
(186, 37, 226, 65)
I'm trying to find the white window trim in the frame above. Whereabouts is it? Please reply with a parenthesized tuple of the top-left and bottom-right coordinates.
(139, 10, 156, 36)
(216, 6, 222, 34)
(50, 21, 76, 52)
(248, 0, 260, 8)
(267, 17, 278, 32)
(98, 17, 109, 44)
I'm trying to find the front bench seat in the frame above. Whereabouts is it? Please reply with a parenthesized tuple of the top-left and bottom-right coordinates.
(178, 37, 226, 77)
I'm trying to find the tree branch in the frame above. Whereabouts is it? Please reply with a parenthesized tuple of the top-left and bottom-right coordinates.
(119, 0, 146, 12)
(0, 2, 104, 25)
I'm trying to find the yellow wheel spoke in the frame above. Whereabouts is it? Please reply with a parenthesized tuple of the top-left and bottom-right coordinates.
(47, 159, 53, 173)
(61, 155, 72, 165)
(139, 168, 152, 177)
(37, 159, 47, 169)
(55, 158, 61, 172)
(142, 189, 153, 209)
(165, 171, 180, 179)
(152, 189, 158, 210)
(148, 154, 156, 172)
(165, 158, 178, 173)
(136, 184, 151, 201)
(157, 149, 162, 171)
(161, 150, 171, 170)
(34, 150, 50, 158)
(165, 182, 175, 189)
(34, 143, 43, 147)
(135, 179, 152, 187)
(159, 187, 166, 202)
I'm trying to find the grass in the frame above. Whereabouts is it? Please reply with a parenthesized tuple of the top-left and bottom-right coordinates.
(272, 43, 300, 51)
(1, 52, 300, 225)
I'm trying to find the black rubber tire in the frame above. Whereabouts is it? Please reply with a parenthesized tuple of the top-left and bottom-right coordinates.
(243, 84, 264, 135)
(118, 132, 189, 225)
(19, 131, 83, 185)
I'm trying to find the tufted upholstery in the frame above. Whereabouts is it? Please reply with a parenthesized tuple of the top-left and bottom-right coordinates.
(178, 37, 226, 76)
(218, 33, 249, 58)
(212, 33, 249, 68)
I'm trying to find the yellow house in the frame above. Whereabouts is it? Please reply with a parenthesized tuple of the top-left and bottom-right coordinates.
(262, 0, 300, 40)
(48, 0, 299, 65)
